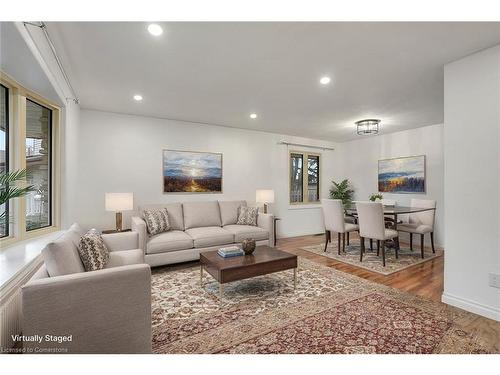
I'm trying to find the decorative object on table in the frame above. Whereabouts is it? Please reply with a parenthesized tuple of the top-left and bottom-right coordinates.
(378, 155, 425, 193)
(329, 179, 354, 206)
(143, 208, 171, 235)
(356, 119, 380, 135)
(217, 246, 244, 258)
(256, 189, 275, 213)
(369, 193, 383, 202)
(236, 206, 259, 226)
(0, 169, 34, 233)
(105, 192, 134, 232)
(77, 229, 110, 271)
(241, 238, 256, 255)
(163, 150, 222, 193)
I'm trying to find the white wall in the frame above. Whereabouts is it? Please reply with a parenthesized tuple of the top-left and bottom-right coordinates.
(442, 44, 500, 321)
(75, 109, 338, 238)
(336, 124, 445, 246)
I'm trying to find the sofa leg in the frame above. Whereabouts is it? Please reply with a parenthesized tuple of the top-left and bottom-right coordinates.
(430, 232, 435, 253)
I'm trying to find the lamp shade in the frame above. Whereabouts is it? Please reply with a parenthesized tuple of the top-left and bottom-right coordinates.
(105, 193, 134, 212)
(256, 189, 275, 203)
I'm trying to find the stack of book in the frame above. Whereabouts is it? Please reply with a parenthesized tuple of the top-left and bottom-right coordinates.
(217, 246, 244, 258)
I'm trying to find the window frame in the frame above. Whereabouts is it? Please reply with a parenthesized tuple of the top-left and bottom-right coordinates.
(289, 150, 322, 205)
(25, 98, 53, 232)
(0, 72, 61, 247)
(0, 83, 10, 238)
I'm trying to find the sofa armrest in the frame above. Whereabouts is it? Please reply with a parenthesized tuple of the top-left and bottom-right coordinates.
(131, 216, 148, 252)
(102, 231, 139, 252)
(22, 264, 151, 354)
(257, 212, 275, 247)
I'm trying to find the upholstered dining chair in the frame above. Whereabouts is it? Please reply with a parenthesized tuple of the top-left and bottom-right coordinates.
(380, 198, 402, 228)
(397, 198, 436, 258)
(321, 199, 359, 254)
(356, 201, 400, 267)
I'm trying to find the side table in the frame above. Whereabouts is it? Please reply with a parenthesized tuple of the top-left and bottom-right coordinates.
(273, 217, 281, 246)
(102, 229, 132, 234)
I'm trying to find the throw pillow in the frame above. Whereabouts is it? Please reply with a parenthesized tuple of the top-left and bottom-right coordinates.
(143, 208, 171, 235)
(236, 206, 259, 226)
(77, 229, 109, 271)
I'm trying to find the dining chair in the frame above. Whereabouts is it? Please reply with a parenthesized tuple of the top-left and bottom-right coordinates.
(397, 198, 436, 258)
(321, 199, 359, 254)
(356, 201, 399, 267)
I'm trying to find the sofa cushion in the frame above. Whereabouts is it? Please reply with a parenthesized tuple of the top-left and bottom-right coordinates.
(143, 208, 171, 235)
(105, 249, 144, 268)
(236, 206, 259, 226)
(183, 201, 222, 229)
(146, 230, 194, 254)
(77, 229, 110, 271)
(223, 224, 269, 242)
(42, 228, 86, 277)
(218, 200, 247, 226)
(140, 203, 184, 230)
(185, 226, 234, 248)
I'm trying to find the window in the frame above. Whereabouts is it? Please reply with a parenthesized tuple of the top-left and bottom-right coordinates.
(0, 72, 59, 245)
(289, 151, 320, 204)
(25, 99, 52, 231)
(0, 84, 8, 238)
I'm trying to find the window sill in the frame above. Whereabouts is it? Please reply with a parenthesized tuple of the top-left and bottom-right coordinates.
(288, 204, 322, 210)
(0, 230, 65, 291)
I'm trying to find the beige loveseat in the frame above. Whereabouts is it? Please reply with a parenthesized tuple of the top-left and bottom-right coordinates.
(22, 224, 151, 354)
(131, 200, 274, 267)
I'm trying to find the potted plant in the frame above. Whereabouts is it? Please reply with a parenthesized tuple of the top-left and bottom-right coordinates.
(329, 179, 354, 206)
(369, 193, 383, 202)
(0, 169, 35, 229)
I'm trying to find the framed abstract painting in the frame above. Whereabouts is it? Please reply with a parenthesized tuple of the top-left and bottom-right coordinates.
(378, 155, 425, 193)
(163, 150, 222, 193)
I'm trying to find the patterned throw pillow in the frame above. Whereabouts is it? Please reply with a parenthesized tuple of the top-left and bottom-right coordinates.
(143, 208, 171, 235)
(236, 206, 259, 226)
(77, 229, 109, 271)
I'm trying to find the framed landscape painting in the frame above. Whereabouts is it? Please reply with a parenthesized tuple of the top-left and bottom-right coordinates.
(378, 155, 425, 193)
(163, 150, 222, 193)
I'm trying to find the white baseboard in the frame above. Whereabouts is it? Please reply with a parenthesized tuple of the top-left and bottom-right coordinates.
(442, 292, 500, 322)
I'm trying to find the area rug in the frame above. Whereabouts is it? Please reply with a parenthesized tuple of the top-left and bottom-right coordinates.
(151, 258, 488, 354)
(300, 239, 442, 275)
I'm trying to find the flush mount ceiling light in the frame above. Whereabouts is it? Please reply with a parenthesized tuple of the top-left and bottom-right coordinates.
(356, 119, 380, 135)
(319, 76, 331, 85)
(250, 113, 258, 119)
(147, 24, 163, 36)
(133, 94, 143, 101)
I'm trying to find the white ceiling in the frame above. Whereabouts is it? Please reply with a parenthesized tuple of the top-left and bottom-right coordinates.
(47, 22, 500, 142)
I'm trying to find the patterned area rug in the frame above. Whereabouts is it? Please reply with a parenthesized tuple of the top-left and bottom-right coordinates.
(151, 258, 488, 354)
(300, 239, 442, 275)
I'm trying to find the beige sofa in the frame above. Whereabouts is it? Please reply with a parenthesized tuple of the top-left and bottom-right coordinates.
(131, 200, 274, 267)
(22, 224, 151, 354)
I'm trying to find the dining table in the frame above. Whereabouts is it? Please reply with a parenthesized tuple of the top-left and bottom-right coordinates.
(343, 203, 436, 231)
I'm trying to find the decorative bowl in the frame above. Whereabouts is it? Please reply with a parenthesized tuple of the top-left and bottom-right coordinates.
(241, 238, 256, 255)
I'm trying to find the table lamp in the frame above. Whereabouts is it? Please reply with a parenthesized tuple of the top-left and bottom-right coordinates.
(105, 193, 133, 231)
(256, 189, 275, 214)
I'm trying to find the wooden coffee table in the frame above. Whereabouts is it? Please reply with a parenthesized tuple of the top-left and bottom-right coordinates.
(200, 245, 298, 306)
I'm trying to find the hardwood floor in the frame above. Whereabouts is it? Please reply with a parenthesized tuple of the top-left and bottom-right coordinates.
(276, 232, 500, 353)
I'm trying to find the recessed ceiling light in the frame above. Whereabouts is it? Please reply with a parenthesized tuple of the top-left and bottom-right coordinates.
(133, 94, 143, 101)
(147, 24, 163, 36)
(250, 113, 258, 119)
(320, 76, 331, 85)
